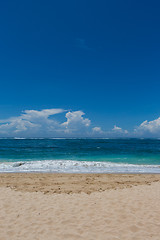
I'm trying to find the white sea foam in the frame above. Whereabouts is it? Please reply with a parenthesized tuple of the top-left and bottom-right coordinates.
(0, 160, 160, 173)
(14, 137, 27, 140)
(29, 138, 45, 139)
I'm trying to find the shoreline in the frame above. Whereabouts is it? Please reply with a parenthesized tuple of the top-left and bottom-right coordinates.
(1, 159, 160, 174)
(1, 173, 160, 194)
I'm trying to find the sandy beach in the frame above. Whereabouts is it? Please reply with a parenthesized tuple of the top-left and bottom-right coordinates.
(0, 173, 160, 240)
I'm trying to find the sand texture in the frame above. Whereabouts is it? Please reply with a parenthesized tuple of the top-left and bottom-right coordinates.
(0, 173, 160, 194)
(0, 173, 160, 240)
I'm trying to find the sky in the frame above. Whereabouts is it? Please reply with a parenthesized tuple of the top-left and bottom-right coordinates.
(0, 0, 160, 137)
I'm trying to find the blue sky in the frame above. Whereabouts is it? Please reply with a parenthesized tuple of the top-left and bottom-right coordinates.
(0, 0, 160, 137)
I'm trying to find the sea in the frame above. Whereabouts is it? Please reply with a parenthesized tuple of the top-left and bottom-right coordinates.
(0, 138, 160, 173)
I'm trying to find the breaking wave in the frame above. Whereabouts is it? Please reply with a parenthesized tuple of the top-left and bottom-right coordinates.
(0, 159, 160, 173)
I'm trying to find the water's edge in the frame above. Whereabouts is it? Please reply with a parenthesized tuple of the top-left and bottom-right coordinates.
(1, 139, 160, 173)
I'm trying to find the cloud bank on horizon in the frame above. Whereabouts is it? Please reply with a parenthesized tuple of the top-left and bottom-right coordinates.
(0, 108, 159, 138)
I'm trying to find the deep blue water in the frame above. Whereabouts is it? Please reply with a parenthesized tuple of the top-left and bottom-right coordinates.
(0, 138, 160, 173)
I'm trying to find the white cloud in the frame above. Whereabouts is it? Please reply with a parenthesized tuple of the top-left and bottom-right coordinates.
(135, 117, 160, 136)
(92, 127, 102, 133)
(124, 130, 128, 134)
(0, 119, 39, 133)
(0, 109, 92, 137)
(6, 107, 160, 137)
(112, 125, 128, 134)
(0, 108, 64, 136)
(21, 108, 65, 120)
(62, 111, 91, 134)
(112, 125, 122, 132)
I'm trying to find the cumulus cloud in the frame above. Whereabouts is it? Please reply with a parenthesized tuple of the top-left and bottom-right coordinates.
(112, 125, 122, 132)
(0, 118, 39, 134)
(0, 108, 92, 137)
(0, 108, 65, 137)
(6, 107, 160, 138)
(21, 109, 65, 120)
(62, 111, 91, 134)
(92, 127, 102, 133)
(112, 125, 128, 134)
(135, 117, 160, 136)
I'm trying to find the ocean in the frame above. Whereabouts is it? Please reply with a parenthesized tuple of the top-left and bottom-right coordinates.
(0, 138, 160, 173)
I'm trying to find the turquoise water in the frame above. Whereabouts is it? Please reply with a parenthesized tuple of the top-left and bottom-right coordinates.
(0, 138, 160, 173)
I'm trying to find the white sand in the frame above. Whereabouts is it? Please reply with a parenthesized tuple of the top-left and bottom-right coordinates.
(0, 179, 160, 240)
